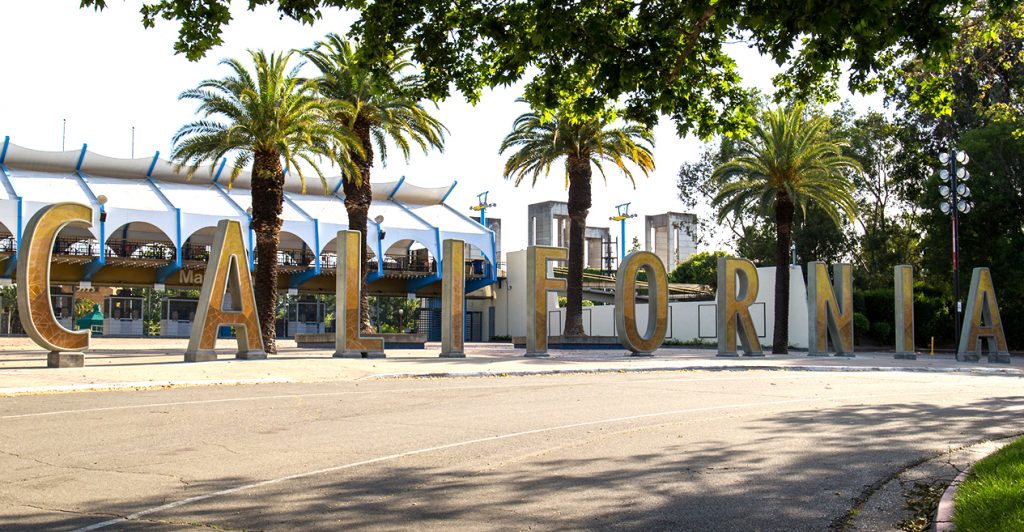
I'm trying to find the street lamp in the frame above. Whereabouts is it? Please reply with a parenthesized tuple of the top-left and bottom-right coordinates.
(937, 149, 973, 353)
(470, 191, 496, 226)
(609, 203, 637, 261)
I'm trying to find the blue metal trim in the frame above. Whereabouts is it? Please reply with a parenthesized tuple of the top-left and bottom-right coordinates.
(374, 222, 384, 278)
(282, 192, 313, 220)
(439, 180, 457, 204)
(620, 220, 626, 260)
(247, 215, 255, 272)
(406, 273, 441, 292)
(82, 258, 104, 281)
(0, 162, 19, 200)
(155, 262, 181, 284)
(331, 177, 345, 195)
(489, 230, 498, 282)
(174, 208, 182, 268)
(289, 268, 318, 288)
(98, 204, 106, 265)
(212, 158, 227, 183)
(15, 197, 22, 255)
(388, 176, 406, 199)
(440, 203, 497, 266)
(313, 219, 320, 274)
(146, 151, 160, 178)
(76, 144, 88, 171)
(0, 136, 8, 165)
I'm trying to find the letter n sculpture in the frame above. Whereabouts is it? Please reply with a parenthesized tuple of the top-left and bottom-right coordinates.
(185, 219, 265, 362)
(807, 262, 854, 357)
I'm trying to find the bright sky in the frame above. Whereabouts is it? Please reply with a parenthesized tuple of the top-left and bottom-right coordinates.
(0, 1, 884, 256)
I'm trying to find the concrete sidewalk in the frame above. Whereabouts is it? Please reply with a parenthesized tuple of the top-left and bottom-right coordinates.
(0, 337, 1020, 396)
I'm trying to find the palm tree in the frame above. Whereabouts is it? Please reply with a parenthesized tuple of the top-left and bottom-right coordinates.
(500, 107, 655, 336)
(173, 49, 358, 354)
(711, 105, 860, 354)
(303, 34, 447, 333)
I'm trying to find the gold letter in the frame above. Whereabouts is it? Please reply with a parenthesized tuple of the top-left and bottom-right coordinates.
(526, 245, 567, 357)
(615, 251, 668, 356)
(17, 202, 92, 367)
(185, 220, 265, 362)
(334, 230, 384, 358)
(440, 239, 465, 358)
(807, 262, 854, 356)
(958, 267, 1010, 363)
(716, 257, 763, 357)
(894, 265, 916, 359)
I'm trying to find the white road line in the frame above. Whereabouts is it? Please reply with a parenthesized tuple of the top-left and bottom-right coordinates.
(73, 388, 959, 531)
(0, 373, 827, 420)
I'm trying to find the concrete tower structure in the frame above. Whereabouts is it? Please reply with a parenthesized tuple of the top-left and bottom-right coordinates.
(527, 201, 611, 269)
(644, 212, 698, 272)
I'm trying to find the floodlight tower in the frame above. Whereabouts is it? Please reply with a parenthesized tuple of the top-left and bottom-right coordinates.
(470, 191, 497, 226)
(937, 149, 973, 350)
(609, 203, 637, 260)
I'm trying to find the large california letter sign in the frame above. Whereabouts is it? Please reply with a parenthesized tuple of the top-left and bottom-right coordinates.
(17, 203, 93, 367)
(334, 230, 385, 358)
(526, 245, 567, 357)
(807, 262, 854, 356)
(716, 257, 763, 357)
(615, 251, 668, 356)
(185, 219, 266, 362)
(958, 267, 1011, 363)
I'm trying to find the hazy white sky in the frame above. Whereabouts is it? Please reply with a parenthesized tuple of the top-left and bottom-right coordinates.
(1, 1, 884, 255)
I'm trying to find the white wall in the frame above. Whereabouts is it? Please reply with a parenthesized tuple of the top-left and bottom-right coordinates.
(494, 255, 811, 349)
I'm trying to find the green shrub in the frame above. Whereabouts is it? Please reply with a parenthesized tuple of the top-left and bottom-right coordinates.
(873, 321, 893, 343)
(853, 312, 870, 344)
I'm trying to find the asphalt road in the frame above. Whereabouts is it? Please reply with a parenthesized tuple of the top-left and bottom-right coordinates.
(1, 370, 1022, 531)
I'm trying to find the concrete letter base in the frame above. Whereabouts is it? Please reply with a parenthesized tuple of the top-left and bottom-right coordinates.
(185, 351, 218, 363)
(894, 353, 917, 360)
(47, 352, 84, 368)
(957, 353, 981, 363)
(439, 352, 465, 358)
(988, 353, 1011, 364)
(334, 351, 385, 359)
(628, 351, 654, 357)
(524, 352, 549, 358)
(236, 351, 267, 360)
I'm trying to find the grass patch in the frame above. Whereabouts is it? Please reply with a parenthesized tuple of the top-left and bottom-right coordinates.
(954, 437, 1024, 532)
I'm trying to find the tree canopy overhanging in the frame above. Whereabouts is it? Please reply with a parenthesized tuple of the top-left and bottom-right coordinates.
(80, 0, 1020, 137)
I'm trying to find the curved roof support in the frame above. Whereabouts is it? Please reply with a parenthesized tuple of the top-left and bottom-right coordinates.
(146, 151, 161, 178)
(388, 176, 406, 200)
(76, 144, 88, 172)
(441, 203, 497, 266)
(440, 180, 457, 204)
(212, 158, 227, 183)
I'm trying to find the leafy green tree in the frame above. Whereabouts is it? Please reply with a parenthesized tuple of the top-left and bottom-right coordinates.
(172, 50, 357, 353)
(500, 106, 654, 336)
(302, 34, 447, 332)
(711, 106, 860, 353)
(81, 0, 1003, 136)
(669, 251, 732, 290)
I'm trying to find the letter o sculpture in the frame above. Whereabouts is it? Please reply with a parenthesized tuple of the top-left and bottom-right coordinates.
(615, 251, 669, 356)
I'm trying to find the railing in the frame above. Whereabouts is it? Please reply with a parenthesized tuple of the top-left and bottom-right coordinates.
(0, 233, 14, 253)
(106, 239, 175, 260)
(181, 243, 211, 262)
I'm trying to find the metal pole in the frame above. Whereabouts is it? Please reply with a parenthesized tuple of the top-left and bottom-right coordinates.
(620, 219, 626, 259)
(62, 119, 66, 151)
(131, 126, 135, 158)
(950, 153, 962, 348)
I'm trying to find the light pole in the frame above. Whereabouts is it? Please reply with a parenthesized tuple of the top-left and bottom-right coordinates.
(937, 149, 973, 350)
(609, 203, 637, 261)
(470, 191, 496, 226)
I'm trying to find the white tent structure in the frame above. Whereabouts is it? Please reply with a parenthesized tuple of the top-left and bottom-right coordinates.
(0, 138, 498, 292)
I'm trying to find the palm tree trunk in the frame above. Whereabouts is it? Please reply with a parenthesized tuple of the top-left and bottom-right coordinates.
(343, 119, 375, 333)
(250, 151, 285, 354)
(773, 194, 795, 354)
(564, 154, 592, 336)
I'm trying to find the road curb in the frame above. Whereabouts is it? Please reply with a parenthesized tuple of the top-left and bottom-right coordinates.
(933, 440, 1010, 531)
(365, 364, 1024, 380)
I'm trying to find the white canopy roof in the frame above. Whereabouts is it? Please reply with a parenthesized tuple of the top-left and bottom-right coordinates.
(0, 140, 494, 272)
